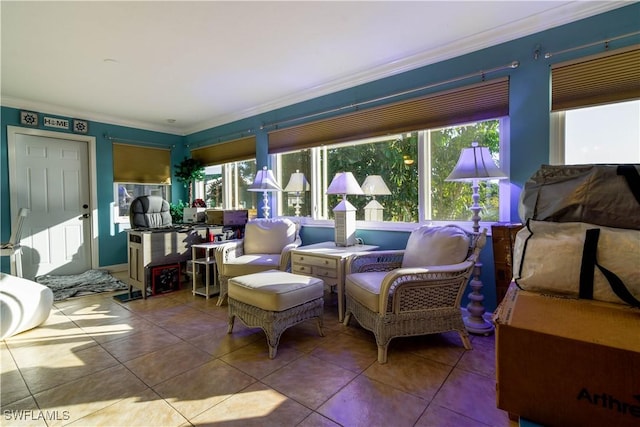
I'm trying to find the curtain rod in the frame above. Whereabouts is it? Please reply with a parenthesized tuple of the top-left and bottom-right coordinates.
(260, 60, 519, 131)
(104, 133, 175, 149)
(544, 30, 640, 59)
(188, 129, 255, 149)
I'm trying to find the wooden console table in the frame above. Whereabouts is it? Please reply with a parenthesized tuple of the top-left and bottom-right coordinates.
(291, 241, 378, 321)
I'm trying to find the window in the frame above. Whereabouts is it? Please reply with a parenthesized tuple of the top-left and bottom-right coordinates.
(112, 143, 172, 224)
(427, 120, 503, 222)
(114, 183, 170, 222)
(274, 118, 506, 226)
(549, 46, 639, 165)
(551, 100, 640, 164)
(278, 150, 313, 217)
(194, 159, 258, 217)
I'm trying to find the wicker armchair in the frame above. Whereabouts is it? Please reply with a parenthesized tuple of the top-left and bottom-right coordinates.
(214, 218, 301, 306)
(343, 224, 487, 363)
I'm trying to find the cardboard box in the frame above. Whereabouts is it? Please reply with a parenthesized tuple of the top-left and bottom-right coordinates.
(494, 284, 640, 427)
(205, 209, 248, 226)
(183, 207, 206, 223)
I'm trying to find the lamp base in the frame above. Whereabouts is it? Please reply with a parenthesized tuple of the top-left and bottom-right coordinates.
(464, 260, 494, 336)
(463, 315, 494, 335)
(261, 191, 270, 219)
(333, 199, 357, 247)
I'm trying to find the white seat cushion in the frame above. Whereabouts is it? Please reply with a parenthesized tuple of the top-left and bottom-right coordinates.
(222, 254, 281, 277)
(229, 270, 324, 312)
(345, 272, 388, 313)
(402, 226, 470, 268)
(1, 273, 53, 340)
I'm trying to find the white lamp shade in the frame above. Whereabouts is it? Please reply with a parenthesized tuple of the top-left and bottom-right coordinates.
(446, 142, 507, 181)
(361, 175, 391, 196)
(326, 172, 364, 196)
(283, 170, 310, 192)
(248, 166, 282, 192)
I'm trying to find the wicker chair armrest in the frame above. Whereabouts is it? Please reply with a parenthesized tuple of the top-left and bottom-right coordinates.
(279, 238, 302, 271)
(214, 240, 245, 265)
(346, 250, 405, 274)
(377, 260, 475, 313)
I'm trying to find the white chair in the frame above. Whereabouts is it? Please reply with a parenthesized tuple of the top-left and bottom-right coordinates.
(214, 218, 302, 306)
(343, 224, 487, 363)
(1, 208, 29, 278)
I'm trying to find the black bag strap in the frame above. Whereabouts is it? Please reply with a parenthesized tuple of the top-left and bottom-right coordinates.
(579, 228, 599, 300)
(513, 219, 535, 290)
(580, 228, 640, 308)
(596, 263, 640, 308)
(617, 165, 640, 205)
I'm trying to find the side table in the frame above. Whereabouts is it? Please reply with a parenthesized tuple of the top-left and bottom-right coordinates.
(191, 241, 227, 299)
(291, 241, 379, 321)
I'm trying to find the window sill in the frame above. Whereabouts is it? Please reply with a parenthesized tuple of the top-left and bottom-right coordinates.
(282, 216, 498, 235)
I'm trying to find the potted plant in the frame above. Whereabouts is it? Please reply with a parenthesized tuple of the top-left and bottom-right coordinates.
(169, 200, 186, 223)
(174, 157, 205, 222)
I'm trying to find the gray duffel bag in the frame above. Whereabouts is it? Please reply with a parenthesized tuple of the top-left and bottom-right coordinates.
(519, 164, 640, 230)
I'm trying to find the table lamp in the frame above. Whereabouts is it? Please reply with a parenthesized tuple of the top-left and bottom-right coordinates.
(283, 170, 310, 217)
(446, 141, 507, 334)
(326, 172, 363, 246)
(361, 175, 391, 222)
(248, 166, 282, 218)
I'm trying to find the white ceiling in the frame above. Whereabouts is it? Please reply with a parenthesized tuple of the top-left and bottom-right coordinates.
(1, 1, 629, 135)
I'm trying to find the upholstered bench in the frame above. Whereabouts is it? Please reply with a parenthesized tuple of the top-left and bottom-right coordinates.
(227, 270, 324, 358)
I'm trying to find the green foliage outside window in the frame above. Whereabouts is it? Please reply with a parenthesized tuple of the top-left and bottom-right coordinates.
(327, 119, 501, 222)
(328, 133, 419, 222)
(430, 120, 500, 221)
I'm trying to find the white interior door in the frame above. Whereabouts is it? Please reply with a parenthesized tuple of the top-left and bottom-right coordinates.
(7, 126, 96, 279)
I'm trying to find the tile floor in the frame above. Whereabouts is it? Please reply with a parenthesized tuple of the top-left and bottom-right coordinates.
(1, 274, 516, 427)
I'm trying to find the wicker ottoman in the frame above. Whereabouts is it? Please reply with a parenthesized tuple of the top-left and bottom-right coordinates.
(227, 270, 324, 358)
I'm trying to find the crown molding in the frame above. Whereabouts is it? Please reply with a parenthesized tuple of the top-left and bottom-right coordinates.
(1, 96, 185, 136)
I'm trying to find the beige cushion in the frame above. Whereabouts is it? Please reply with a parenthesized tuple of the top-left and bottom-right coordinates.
(222, 254, 281, 277)
(228, 270, 324, 311)
(402, 226, 470, 268)
(345, 272, 387, 313)
(243, 219, 297, 255)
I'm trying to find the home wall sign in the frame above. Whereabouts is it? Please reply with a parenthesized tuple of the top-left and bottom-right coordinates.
(43, 116, 70, 130)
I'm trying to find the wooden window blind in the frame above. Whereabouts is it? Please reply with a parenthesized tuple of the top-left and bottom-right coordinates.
(190, 135, 256, 166)
(113, 143, 171, 184)
(552, 45, 640, 111)
(268, 77, 509, 153)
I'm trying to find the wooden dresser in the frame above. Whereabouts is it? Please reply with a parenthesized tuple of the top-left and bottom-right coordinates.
(491, 223, 524, 305)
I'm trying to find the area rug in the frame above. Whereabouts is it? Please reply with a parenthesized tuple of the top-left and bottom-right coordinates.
(35, 269, 129, 301)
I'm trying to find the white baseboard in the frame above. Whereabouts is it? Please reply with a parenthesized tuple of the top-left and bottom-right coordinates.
(102, 263, 128, 273)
